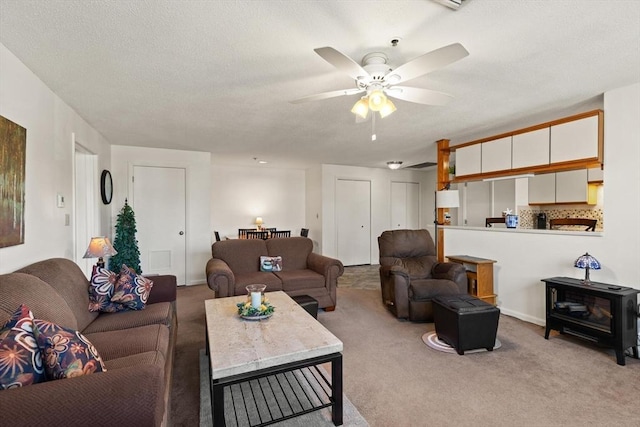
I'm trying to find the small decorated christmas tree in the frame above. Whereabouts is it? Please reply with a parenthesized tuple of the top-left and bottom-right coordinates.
(109, 199, 142, 273)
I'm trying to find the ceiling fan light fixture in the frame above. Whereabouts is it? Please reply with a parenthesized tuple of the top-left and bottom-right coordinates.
(387, 161, 403, 170)
(378, 99, 396, 118)
(368, 90, 387, 111)
(351, 97, 369, 119)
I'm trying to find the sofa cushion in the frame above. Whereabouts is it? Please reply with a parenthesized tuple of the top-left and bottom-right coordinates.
(409, 279, 461, 301)
(260, 256, 282, 272)
(0, 305, 45, 389)
(88, 266, 125, 313)
(276, 270, 325, 291)
(16, 258, 99, 331)
(33, 318, 106, 380)
(111, 265, 154, 310)
(0, 273, 78, 331)
(81, 302, 174, 334)
(84, 324, 170, 361)
(212, 239, 268, 274)
(103, 350, 165, 371)
(266, 237, 312, 271)
(232, 272, 283, 296)
(399, 255, 437, 280)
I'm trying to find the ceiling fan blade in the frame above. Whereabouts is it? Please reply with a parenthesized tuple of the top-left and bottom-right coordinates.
(290, 88, 364, 104)
(385, 43, 469, 85)
(314, 47, 370, 81)
(386, 86, 453, 105)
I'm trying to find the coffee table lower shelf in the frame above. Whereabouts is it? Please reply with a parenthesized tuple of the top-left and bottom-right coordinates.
(209, 353, 343, 427)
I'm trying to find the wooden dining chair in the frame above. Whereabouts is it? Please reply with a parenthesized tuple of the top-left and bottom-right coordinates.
(549, 218, 597, 231)
(246, 230, 268, 239)
(300, 228, 309, 237)
(238, 228, 253, 239)
(214, 231, 221, 242)
(270, 230, 291, 238)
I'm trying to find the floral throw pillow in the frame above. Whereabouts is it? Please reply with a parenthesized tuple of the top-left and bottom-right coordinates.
(33, 319, 106, 380)
(0, 304, 46, 389)
(260, 256, 283, 272)
(111, 264, 154, 310)
(88, 266, 126, 313)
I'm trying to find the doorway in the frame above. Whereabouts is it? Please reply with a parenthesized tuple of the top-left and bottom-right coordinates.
(132, 165, 187, 285)
(73, 143, 98, 278)
(336, 179, 371, 266)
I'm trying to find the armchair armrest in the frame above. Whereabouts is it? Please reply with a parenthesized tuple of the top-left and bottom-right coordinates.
(379, 264, 412, 319)
(0, 364, 164, 427)
(145, 274, 177, 304)
(205, 258, 235, 297)
(432, 262, 468, 293)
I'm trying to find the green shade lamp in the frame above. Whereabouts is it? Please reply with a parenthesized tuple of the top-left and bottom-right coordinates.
(574, 252, 601, 284)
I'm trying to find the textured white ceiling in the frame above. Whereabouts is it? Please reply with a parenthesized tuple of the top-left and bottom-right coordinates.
(1, 0, 638, 170)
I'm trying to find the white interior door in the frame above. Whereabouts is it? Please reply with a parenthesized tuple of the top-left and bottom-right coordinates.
(391, 182, 420, 229)
(133, 166, 186, 285)
(336, 179, 371, 266)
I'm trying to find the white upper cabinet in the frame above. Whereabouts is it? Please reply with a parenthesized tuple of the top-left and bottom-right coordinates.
(512, 128, 550, 168)
(481, 136, 512, 173)
(550, 115, 600, 163)
(588, 167, 604, 182)
(528, 174, 556, 204)
(555, 169, 590, 203)
(455, 144, 482, 177)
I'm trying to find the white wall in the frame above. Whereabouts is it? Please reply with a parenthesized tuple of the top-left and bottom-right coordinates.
(110, 146, 211, 286)
(211, 165, 306, 240)
(0, 43, 112, 273)
(305, 165, 323, 251)
(444, 82, 640, 325)
(318, 164, 430, 263)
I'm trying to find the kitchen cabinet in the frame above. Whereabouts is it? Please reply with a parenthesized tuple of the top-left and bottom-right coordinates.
(550, 115, 600, 164)
(556, 169, 595, 204)
(512, 128, 550, 168)
(529, 170, 596, 205)
(528, 174, 556, 204)
(455, 144, 481, 177)
(481, 136, 512, 173)
(588, 167, 604, 182)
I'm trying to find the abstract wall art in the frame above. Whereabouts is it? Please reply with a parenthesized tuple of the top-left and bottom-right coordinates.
(0, 115, 26, 248)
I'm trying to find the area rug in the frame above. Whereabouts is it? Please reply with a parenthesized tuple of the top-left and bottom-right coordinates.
(199, 349, 369, 427)
(422, 332, 502, 354)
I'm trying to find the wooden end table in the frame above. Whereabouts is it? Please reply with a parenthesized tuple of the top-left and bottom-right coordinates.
(446, 255, 497, 305)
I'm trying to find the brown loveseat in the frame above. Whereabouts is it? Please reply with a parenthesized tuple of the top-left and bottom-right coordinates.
(205, 237, 344, 310)
(0, 258, 177, 427)
(378, 229, 468, 322)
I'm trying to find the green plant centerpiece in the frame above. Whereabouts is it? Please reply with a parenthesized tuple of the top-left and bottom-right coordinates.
(109, 199, 142, 273)
(238, 284, 275, 319)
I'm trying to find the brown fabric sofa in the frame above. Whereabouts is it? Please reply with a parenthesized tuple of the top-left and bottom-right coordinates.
(378, 229, 468, 322)
(0, 258, 177, 427)
(205, 237, 344, 310)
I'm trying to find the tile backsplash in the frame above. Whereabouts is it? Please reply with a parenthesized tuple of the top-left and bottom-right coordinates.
(518, 206, 604, 231)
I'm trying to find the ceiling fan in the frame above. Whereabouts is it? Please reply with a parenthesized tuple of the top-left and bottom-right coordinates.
(291, 43, 469, 119)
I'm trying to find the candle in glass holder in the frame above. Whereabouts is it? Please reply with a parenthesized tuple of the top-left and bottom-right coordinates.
(251, 292, 261, 309)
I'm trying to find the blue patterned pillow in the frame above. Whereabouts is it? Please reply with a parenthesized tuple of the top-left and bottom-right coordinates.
(0, 304, 46, 389)
(111, 264, 154, 310)
(88, 265, 126, 313)
(33, 319, 106, 380)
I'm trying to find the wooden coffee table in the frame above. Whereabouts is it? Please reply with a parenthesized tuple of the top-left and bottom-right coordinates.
(204, 291, 343, 426)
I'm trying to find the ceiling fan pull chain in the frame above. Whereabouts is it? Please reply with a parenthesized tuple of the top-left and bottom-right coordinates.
(371, 111, 377, 141)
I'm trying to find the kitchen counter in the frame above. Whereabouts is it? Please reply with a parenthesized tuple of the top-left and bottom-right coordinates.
(444, 225, 603, 237)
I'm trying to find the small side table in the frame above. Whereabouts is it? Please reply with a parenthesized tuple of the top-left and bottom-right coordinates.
(446, 255, 497, 305)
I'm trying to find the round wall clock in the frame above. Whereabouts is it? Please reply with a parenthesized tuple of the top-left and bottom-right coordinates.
(100, 169, 113, 204)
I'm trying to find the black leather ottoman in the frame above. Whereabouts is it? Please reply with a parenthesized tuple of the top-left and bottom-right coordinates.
(292, 295, 319, 319)
(433, 294, 500, 355)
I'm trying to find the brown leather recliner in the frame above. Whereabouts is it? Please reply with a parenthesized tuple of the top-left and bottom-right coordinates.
(378, 229, 468, 322)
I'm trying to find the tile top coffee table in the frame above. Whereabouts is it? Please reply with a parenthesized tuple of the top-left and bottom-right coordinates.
(205, 291, 343, 426)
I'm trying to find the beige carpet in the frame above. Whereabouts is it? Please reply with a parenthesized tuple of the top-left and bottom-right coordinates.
(172, 267, 639, 426)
